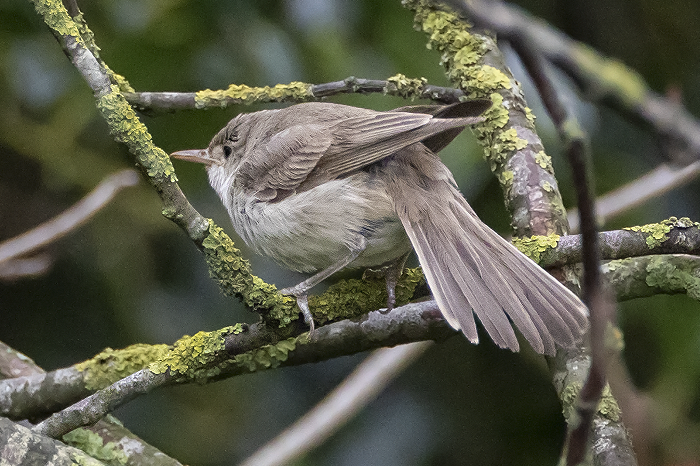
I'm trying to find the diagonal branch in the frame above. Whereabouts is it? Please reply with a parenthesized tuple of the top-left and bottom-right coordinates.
(492, 15, 616, 466)
(239, 342, 432, 466)
(29, 0, 297, 327)
(451, 0, 700, 237)
(0, 169, 138, 265)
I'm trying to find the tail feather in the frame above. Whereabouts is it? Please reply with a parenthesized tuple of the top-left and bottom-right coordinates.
(449, 199, 580, 353)
(407, 225, 480, 343)
(444, 230, 521, 350)
(389, 149, 588, 355)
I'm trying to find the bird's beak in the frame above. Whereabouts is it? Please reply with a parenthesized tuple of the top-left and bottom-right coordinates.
(170, 149, 222, 166)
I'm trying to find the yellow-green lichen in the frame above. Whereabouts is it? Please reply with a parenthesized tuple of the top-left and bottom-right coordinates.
(200, 220, 295, 326)
(309, 267, 426, 324)
(560, 382, 621, 422)
(645, 255, 700, 301)
(195, 82, 313, 109)
(484, 127, 528, 172)
(671, 216, 699, 228)
(76, 344, 170, 391)
(230, 322, 246, 335)
(63, 428, 128, 465)
(467, 65, 511, 94)
(387, 74, 427, 99)
(525, 107, 536, 125)
(598, 385, 622, 422)
(497, 169, 514, 191)
(605, 322, 625, 353)
(233, 338, 298, 372)
(534, 150, 554, 171)
(624, 218, 678, 248)
(512, 234, 561, 264)
(71, 13, 135, 93)
(149, 327, 234, 380)
(32, 0, 82, 40)
(97, 85, 177, 182)
(560, 381, 580, 420)
(573, 44, 647, 107)
(480, 93, 509, 129)
(414, 8, 512, 99)
(498, 126, 527, 152)
(69, 451, 109, 466)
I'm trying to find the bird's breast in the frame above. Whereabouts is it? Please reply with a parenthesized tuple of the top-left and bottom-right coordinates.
(227, 173, 412, 273)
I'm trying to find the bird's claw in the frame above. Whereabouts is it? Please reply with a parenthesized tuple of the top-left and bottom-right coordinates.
(280, 287, 316, 337)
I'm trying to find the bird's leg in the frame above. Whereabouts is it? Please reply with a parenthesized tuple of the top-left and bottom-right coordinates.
(362, 252, 410, 312)
(279, 237, 367, 335)
(382, 252, 410, 312)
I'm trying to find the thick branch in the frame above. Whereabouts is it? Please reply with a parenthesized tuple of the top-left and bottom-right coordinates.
(450, 0, 700, 162)
(2, 301, 453, 422)
(4, 251, 698, 429)
(0, 417, 107, 466)
(535, 218, 700, 269)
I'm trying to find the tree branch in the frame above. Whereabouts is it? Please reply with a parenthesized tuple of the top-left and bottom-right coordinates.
(0, 169, 138, 267)
(450, 0, 700, 237)
(530, 217, 700, 269)
(0, 339, 184, 465)
(4, 249, 698, 431)
(239, 342, 432, 466)
(124, 75, 468, 111)
(0, 417, 108, 466)
(2, 301, 451, 424)
(448, 0, 700, 162)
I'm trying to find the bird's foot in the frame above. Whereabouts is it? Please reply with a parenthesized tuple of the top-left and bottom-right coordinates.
(279, 286, 316, 337)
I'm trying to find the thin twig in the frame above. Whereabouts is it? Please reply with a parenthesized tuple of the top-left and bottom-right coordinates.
(32, 368, 173, 439)
(504, 22, 616, 466)
(0, 169, 139, 264)
(4, 301, 450, 424)
(239, 342, 431, 466)
(0, 254, 52, 281)
(567, 161, 700, 232)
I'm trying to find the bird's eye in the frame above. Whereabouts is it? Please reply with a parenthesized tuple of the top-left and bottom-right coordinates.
(223, 145, 233, 158)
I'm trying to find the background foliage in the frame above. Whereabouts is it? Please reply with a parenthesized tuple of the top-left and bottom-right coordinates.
(1, 0, 700, 464)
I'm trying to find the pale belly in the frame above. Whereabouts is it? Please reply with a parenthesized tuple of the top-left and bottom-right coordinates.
(228, 174, 413, 273)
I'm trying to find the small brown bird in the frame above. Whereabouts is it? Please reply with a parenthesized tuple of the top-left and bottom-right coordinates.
(172, 100, 587, 355)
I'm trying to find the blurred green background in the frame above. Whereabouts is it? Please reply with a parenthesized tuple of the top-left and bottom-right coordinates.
(1, 1, 700, 465)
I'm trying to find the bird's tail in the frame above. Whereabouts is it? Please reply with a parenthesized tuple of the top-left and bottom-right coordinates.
(387, 146, 588, 355)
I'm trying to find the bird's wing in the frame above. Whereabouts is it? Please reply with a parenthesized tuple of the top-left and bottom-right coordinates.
(237, 123, 334, 201)
(238, 102, 485, 201)
(298, 110, 482, 192)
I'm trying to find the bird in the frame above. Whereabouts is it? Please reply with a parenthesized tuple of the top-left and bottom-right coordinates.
(171, 100, 588, 355)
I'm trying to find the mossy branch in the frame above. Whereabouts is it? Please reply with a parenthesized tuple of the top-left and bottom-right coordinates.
(515, 217, 700, 268)
(124, 75, 468, 111)
(28, 0, 296, 328)
(404, 0, 569, 237)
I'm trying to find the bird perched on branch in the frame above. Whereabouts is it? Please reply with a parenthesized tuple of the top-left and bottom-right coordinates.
(172, 100, 588, 355)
